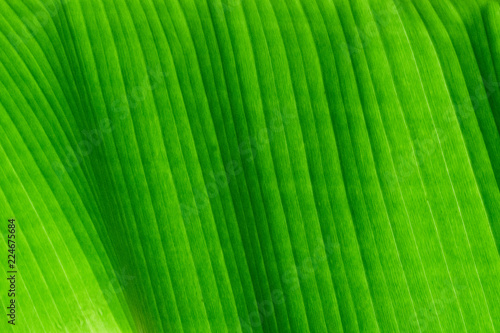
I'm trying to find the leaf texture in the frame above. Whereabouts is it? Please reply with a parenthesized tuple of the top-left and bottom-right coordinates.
(0, 0, 499, 331)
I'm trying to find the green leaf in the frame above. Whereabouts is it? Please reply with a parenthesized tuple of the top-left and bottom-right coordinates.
(0, 0, 499, 331)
